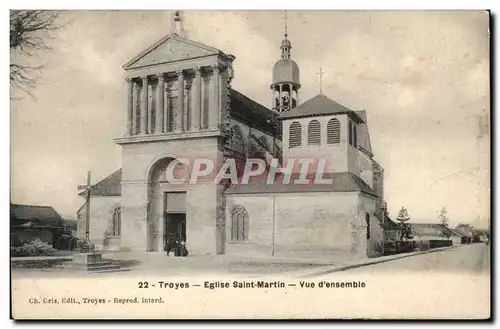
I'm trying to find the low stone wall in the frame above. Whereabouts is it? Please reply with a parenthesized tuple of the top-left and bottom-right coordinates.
(429, 239, 452, 249)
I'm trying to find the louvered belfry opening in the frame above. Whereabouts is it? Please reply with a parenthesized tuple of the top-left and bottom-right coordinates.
(327, 118, 341, 144)
(307, 120, 321, 145)
(289, 121, 302, 148)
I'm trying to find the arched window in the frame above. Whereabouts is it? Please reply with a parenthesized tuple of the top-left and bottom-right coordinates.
(308, 120, 321, 145)
(112, 207, 121, 236)
(231, 205, 249, 241)
(327, 118, 341, 144)
(365, 213, 370, 240)
(289, 121, 302, 148)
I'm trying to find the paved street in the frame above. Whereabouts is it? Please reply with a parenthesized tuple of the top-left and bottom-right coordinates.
(11, 243, 490, 278)
(319, 243, 490, 276)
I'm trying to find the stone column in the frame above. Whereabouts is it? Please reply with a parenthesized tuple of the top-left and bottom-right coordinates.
(147, 83, 153, 133)
(279, 84, 284, 110)
(140, 75, 148, 134)
(183, 83, 190, 131)
(176, 70, 184, 132)
(126, 78, 134, 135)
(156, 74, 165, 133)
(209, 65, 220, 129)
(191, 67, 202, 130)
(272, 86, 276, 111)
(132, 80, 138, 135)
(164, 87, 170, 132)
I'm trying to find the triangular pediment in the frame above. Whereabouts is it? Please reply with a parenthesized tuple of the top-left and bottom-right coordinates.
(123, 34, 221, 70)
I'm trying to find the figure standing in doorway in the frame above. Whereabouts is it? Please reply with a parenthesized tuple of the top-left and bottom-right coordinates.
(165, 233, 177, 256)
(180, 240, 189, 257)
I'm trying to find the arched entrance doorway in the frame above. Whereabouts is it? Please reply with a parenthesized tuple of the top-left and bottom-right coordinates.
(147, 157, 190, 252)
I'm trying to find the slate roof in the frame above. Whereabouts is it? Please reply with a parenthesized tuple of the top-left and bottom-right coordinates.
(411, 223, 463, 237)
(225, 172, 377, 196)
(383, 216, 399, 230)
(11, 204, 64, 227)
(278, 94, 365, 123)
(355, 110, 373, 155)
(78, 169, 122, 197)
(229, 89, 279, 136)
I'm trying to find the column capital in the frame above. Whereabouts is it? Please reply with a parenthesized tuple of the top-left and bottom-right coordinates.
(141, 75, 148, 82)
(176, 70, 185, 77)
(195, 67, 203, 76)
(211, 65, 220, 73)
(156, 73, 165, 82)
(125, 77, 133, 83)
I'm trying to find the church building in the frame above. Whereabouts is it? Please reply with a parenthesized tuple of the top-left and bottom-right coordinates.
(77, 12, 385, 260)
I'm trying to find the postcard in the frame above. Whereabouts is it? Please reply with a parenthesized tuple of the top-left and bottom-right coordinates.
(10, 10, 491, 320)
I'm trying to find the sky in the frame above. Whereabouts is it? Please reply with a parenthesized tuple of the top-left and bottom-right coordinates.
(10, 10, 490, 229)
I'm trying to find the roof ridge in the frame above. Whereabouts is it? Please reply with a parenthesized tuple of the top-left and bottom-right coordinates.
(94, 168, 122, 185)
(230, 89, 274, 114)
(11, 203, 55, 209)
(278, 93, 365, 122)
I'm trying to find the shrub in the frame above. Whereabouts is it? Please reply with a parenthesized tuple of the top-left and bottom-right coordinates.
(10, 239, 57, 257)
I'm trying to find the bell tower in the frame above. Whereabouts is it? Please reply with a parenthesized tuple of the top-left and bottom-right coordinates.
(271, 11, 301, 114)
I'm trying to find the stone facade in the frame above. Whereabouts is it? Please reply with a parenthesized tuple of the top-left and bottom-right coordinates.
(76, 18, 385, 260)
(226, 192, 375, 260)
(79, 196, 121, 250)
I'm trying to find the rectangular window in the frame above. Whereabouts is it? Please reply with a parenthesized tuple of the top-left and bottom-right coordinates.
(135, 88, 141, 133)
(168, 96, 177, 132)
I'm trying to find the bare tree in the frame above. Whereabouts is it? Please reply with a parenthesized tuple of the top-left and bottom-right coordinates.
(10, 10, 61, 96)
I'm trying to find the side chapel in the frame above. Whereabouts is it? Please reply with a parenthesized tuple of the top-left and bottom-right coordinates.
(77, 11, 385, 260)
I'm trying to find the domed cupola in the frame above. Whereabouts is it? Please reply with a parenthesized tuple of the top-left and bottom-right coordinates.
(271, 12, 301, 114)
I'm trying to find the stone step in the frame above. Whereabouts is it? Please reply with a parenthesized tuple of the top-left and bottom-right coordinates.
(57, 260, 125, 272)
(59, 263, 120, 270)
(88, 267, 131, 274)
(86, 260, 114, 267)
(87, 264, 121, 271)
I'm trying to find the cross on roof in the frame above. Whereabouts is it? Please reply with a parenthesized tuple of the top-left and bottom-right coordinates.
(77, 171, 97, 193)
(317, 67, 325, 95)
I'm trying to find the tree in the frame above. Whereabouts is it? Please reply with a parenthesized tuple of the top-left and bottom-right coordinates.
(396, 206, 413, 243)
(438, 207, 452, 240)
(10, 10, 61, 96)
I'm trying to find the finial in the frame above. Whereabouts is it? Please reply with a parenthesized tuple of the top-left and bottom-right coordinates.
(172, 10, 186, 37)
(284, 10, 288, 38)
